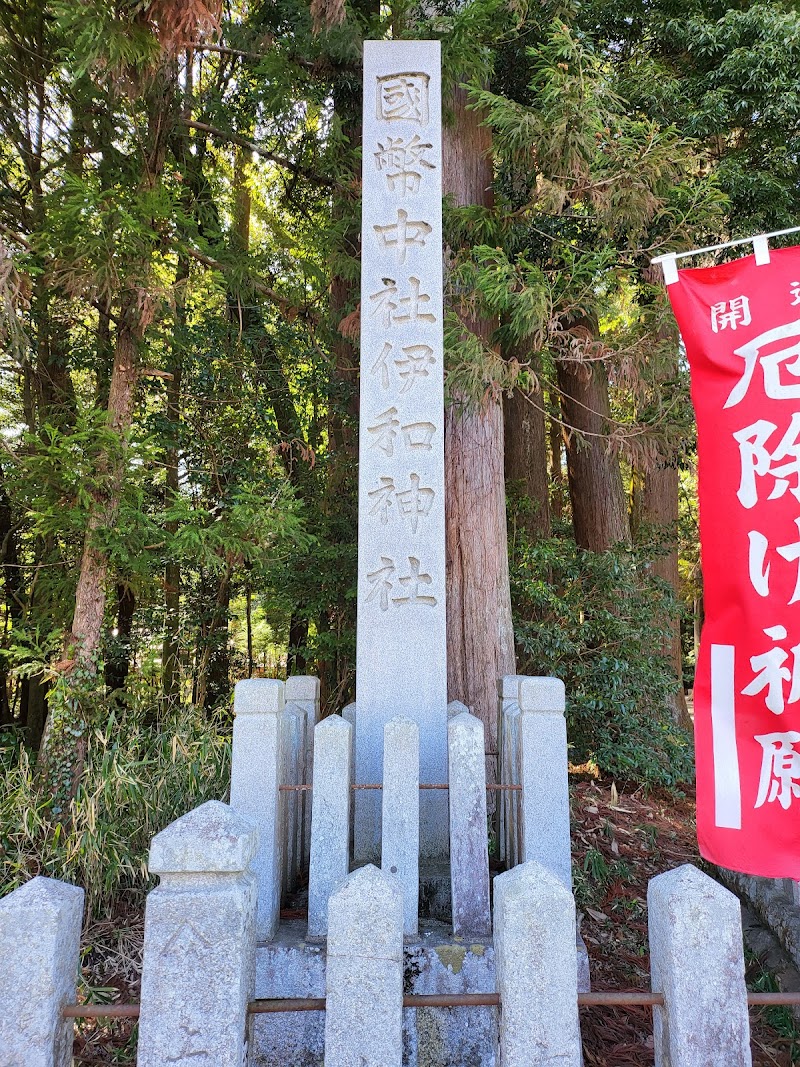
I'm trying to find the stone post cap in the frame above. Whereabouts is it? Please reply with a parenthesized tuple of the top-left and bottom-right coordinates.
(494, 859, 573, 908)
(448, 708, 484, 736)
(499, 675, 527, 700)
(285, 676, 321, 700)
(519, 677, 566, 714)
(149, 800, 259, 876)
(648, 863, 737, 911)
(328, 864, 403, 961)
(447, 700, 470, 718)
(234, 678, 284, 716)
(315, 714, 352, 739)
(0, 874, 84, 918)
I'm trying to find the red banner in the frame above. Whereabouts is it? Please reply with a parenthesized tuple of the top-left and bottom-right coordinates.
(667, 245, 800, 876)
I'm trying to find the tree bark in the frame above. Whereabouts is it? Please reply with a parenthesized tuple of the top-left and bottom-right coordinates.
(443, 86, 516, 771)
(504, 353, 551, 541)
(557, 355, 629, 551)
(104, 583, 136, 692)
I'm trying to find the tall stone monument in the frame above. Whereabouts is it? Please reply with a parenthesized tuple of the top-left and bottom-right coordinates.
(355, 41, 448, 862)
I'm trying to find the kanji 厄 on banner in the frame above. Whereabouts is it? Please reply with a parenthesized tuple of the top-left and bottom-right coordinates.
(668, 245, 800, 877)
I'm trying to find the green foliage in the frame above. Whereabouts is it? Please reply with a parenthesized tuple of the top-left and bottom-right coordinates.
(0, 703, 230, 917)
(512, 532, 694, 788)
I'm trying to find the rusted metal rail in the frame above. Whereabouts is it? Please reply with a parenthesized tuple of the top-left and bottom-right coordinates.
(278, 783, 522, 792)
(62, 988, 800, 1020)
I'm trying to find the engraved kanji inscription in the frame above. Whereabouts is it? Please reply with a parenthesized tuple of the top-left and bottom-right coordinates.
(374, 134, 436, 194)
(369, 277, 436, 328)
(370, 342, 436, 392)
(367, 407, 400, 456)
(402, 420, 436, 451)
(373, 209, 432, 264)
(366, 556, 396, 611)
(367, 473, 435, 531)
(395, 344, 435, 392)
(394, 556, 436, 606)
(364, 554, 438, 610)
(376, 72, 429, 124)
(397, 473, 435, 532)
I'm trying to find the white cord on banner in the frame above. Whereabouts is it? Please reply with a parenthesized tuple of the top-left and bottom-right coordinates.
(651, 224, 800, 285)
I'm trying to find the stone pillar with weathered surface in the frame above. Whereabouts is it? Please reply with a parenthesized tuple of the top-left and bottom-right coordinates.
(494, 861, 582, 1067)
(648, 864, 751, 1067)
(356, 40, 447, 865)
(136, 801, 259, 1067)
(448, 710, 491, 937)
(0, 876, 84, 1067)
(519, 676, 572, 888)
(324, 865, 404, 1067)
(308, 715, 353, 938)
(286, 675, 321, 869)
(382, 716, 420, 937)
(230, 678, 284, 941)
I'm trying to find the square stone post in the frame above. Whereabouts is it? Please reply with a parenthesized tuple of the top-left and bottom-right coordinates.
(355, 40, 448, 866)
(448, 710, 491, 937)
(324, 865, 404, 1067)
(382, 716, 420, 937)
(648, 864, 751, 1067)
(286, 675, 321, 869)
(308, 715, 353, 938)
(494, 861, 582, 1066)
(136, 801, 259, 1067)
(519, 676, 572, 889)
(230, 678, 284, 940)
(0, 876, 84, 1067)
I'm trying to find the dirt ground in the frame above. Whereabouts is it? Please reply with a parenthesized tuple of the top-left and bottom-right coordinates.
(572, 778, 800, 1066)
(74, 779, 800, 1065)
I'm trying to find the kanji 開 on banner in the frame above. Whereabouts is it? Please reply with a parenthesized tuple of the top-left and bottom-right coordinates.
(668, 245, 800, 876)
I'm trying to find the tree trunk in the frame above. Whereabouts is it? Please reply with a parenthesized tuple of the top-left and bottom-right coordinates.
(556, 355, 629, 551)
(162, 260, 187, 704)
(504, 353, 551, 541)
(443, 86, 516, 772)
(104, 584, 136, 692)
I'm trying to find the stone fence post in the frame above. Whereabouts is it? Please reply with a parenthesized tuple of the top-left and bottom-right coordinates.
(0, 876, 84, 1067)
(519, 676, 572, 889)
(448, 710, 491, 937)
(286, 675, 321, 869)
(324, 865, 404, 1067)
(137, 801, 259, 1067)
(231, 678, 284, 941)
(308, 715, 353, 938)
(382, 716, 419, 937)
(494, 860, 582, 1066)
(648, 864, 751, 1067)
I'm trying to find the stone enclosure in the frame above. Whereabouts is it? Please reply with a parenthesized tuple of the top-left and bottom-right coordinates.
(0, 672, 759, 1067)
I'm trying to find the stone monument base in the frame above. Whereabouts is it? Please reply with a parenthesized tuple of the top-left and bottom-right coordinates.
(252, 920, 590, 1067)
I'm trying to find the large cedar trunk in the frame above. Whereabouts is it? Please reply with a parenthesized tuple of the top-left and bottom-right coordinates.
(443, 87, 516, 771)
(557, 355, 629, 552)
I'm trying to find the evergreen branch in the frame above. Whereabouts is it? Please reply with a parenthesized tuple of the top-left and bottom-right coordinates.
(182, 244, 318, 323)
(183, 120, 337, 190)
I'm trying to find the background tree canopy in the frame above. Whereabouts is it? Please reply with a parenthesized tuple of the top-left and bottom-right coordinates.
(2, 0, 800, 892)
